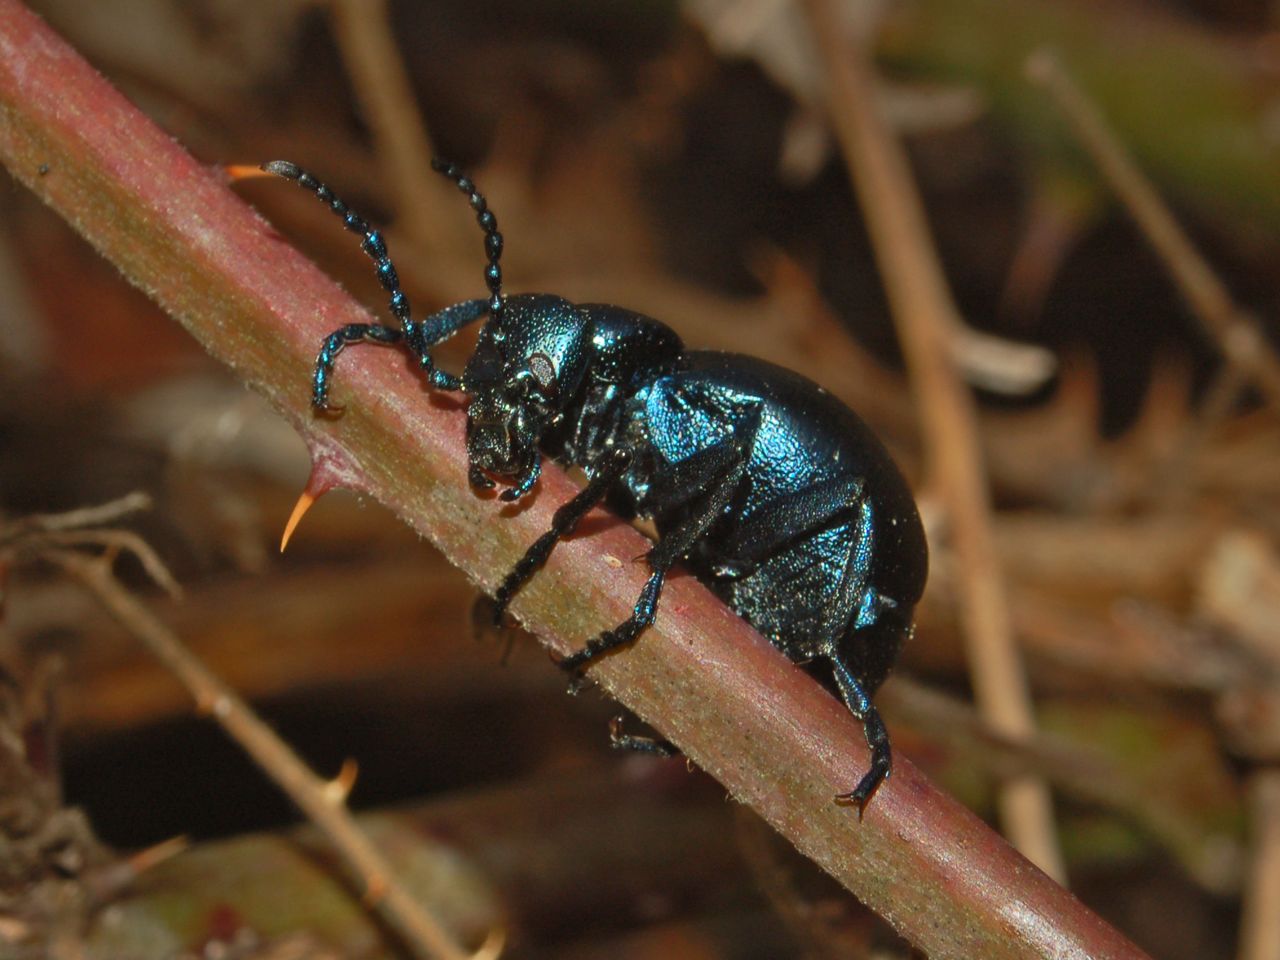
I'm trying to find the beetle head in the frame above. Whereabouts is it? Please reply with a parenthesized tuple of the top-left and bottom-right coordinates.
(461, 294, 589, 494)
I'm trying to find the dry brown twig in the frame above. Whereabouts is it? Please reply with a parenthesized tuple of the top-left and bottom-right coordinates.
(11, 491, 153, 534)
(0, 498, 186, 955)
(1026, 49, 1280, 511)
(1240, 770, 1280, 960)
(0, 491, 179, 599)
(328, 0, 466, 259)
(1026, 49, 1280, 413)
(5, 492, 498, 959)
(48, 546, 502, 960)
(799, 0, 1065, 881)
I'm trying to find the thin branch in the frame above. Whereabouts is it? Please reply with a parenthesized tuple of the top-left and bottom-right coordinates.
(1, 491, 153, 548)
(328, 0, 465, 258)
(1026, 49, 1280, 413)
(1240, 769, 1280, 960)
(799, 0, 1065, 882)
(50, 548, 486, 960)
(0, 493, 180, 598)
(23, 492, 153, 533)
(0, 3, 1151, 956)
(36, 530, 183, 600)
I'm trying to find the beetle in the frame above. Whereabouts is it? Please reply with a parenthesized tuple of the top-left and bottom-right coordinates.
(264, 158, 928, 811)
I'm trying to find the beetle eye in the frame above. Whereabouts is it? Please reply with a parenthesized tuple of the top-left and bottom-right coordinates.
(526, 352, 558, 397)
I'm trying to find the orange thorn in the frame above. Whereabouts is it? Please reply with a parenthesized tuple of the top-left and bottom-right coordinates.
(126, 835, 191, 874)
(224, 163, 274, 182)
(280, 489, 318, 553)
(362, 873, 389, 907)
(470, 925, 507, 960)
(323, 757, 360, 805)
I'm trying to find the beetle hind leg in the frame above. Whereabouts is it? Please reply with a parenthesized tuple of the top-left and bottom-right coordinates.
(557, 569, 665, 675)
(829, 652, 892, 814)
(609, 715, 678, 757)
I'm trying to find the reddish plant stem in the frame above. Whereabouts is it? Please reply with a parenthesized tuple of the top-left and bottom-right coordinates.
(0, 3, 1150, 957)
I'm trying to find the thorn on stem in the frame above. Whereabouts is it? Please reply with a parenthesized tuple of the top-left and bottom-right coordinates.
(362, 873, 389, 907)
(324, 757, 359, 805)
(281, 464, 338, 552)
(127, 834, 191, 874)
(280, 489, 318, 552)
(223, 163, 275, 182)
(470, 925, 507, 960)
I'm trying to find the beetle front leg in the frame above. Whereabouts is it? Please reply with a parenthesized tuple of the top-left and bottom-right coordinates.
(407, 298, 491, 392)
(491, 447, 635, 623)
(311, 323, 403, 411)
(310, 299, 488, 409)
(266, 162, 489, 401)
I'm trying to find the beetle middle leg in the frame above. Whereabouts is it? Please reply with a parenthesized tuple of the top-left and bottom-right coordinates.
(557, 419, 758, 676)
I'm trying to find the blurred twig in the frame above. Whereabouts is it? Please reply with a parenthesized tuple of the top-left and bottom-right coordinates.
(3, 492, 486, 959)
(800, 0, 1064, 881)
(50, 547, 493, 960)
(82, 769, 763, 958)
(1, 491, 180, 600)
(1239, 770, 1280, 960)
(1027, 50, 1280, 413)
(328, 0, 464, 258)
(881, 0, 1280, 233)
(1, 491, 152, 539)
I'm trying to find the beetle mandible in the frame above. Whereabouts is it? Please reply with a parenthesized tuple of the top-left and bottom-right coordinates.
(264, 158, 928, 811)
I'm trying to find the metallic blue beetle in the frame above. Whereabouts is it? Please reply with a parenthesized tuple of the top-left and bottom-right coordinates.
(265, 159, 928, 810)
